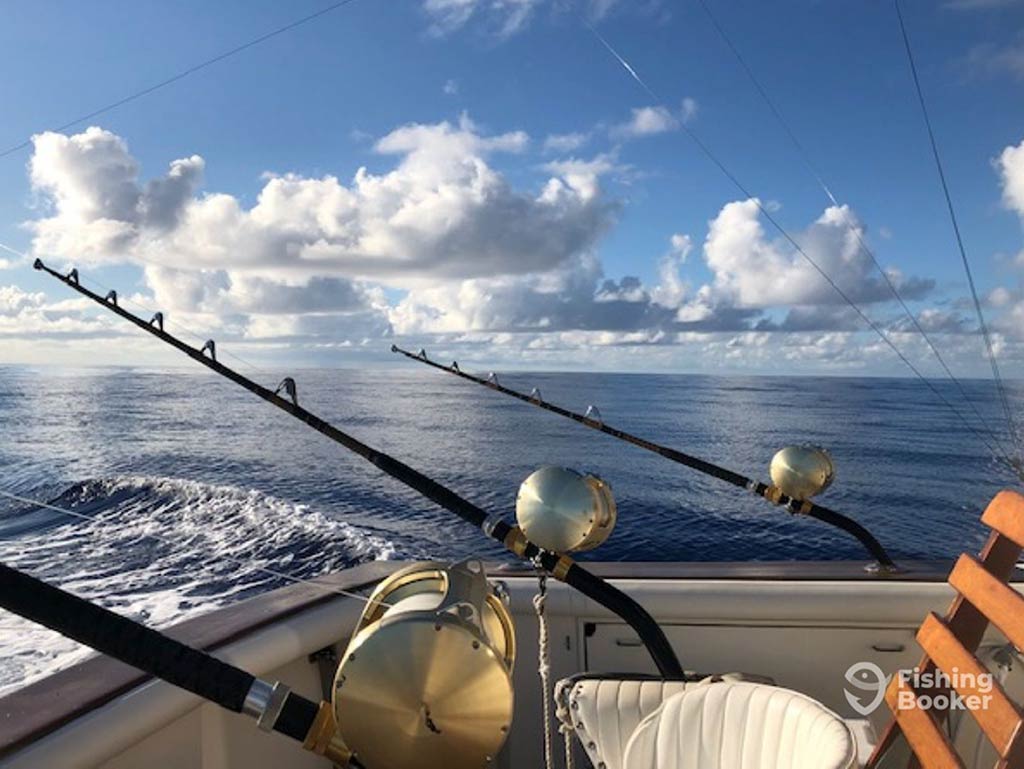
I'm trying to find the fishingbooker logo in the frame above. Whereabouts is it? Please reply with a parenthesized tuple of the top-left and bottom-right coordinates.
(843, 662, 994, 716)
(844, 662, 888, 715)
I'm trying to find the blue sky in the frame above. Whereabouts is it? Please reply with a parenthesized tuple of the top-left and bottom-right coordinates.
(1, 0, 1024, 378)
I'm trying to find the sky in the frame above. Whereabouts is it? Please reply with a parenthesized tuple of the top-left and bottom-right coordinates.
(1, 0, 1024, 377)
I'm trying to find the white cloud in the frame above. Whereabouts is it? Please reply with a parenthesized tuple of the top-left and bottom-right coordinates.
(963, 32, 1024, 80)
(0, 284, 124, 340)
(28, 119, 613, 285)
(610, 99, 696, 139)
(543, 132, 590, 153)
(422, 0, 636, 36)
(613, 105, 677, 138)
(541, 153, 624, 200)
(681, 97, 698, 123)
(424, 0, 543, 37)
(998, 136, 1024, 216)
(691, 199, 933, 312)
(443, 79, 459, 95)
(21, 124, 1024, 374)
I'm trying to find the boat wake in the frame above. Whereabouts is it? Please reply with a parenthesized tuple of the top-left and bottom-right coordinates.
(0, 476, 405, 697)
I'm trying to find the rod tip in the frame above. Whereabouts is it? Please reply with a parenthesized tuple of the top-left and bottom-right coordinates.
(390, 344, 398, 353)
(32, 258, 43, 270)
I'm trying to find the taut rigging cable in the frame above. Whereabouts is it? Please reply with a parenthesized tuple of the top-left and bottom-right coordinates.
(0, 0, 361, 162)
(391, 345, 897, 570)
(893, 0, 1022, 463)
(583, 21, 1014, 471)
(694, 0, 1013, 462)
(33, 258, 684, 679)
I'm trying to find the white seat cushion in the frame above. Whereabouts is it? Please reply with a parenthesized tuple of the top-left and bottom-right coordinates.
(555, 673, 775, 769)
(623, 681, 857, 769)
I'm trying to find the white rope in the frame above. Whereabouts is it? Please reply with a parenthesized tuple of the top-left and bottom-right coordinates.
(0, 487, 389, 607)
(559, 709, 576, 769)
(534, 569, 555, 769)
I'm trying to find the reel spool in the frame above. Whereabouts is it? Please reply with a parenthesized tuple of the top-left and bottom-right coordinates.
(332, 559, 515, 769)
(769, 446, 835, 501)
(515, 466, 617, 553)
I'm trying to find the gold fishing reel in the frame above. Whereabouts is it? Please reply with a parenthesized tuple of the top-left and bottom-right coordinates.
(769, 445, 835, 501)
(515, 466, 617, 553)
(332, 559, 515, 769)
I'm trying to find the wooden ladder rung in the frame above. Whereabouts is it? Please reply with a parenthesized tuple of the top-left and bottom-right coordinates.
(981, 490, 1024, 549)
(917, 612, 1024, 759)
(885, 675, 964, 769)
(949, 554, 1024, 651)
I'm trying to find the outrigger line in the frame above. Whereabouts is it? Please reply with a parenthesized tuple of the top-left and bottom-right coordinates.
(33, 258, 683, 678)
(391, 345, 898, 570)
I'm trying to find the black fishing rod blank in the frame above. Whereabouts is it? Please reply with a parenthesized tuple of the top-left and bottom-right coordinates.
(0, 562, 355, 766)
(35, 259, 684, 679)
(391, 345, 898, 570)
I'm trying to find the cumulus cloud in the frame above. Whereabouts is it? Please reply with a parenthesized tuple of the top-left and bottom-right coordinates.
(30, 128, 203, 257)
(0, 284, 122, 339)
(390, 253, 679, 335)
(610, 99, 697, 139)
(22, 121, 1015, 372)
(998, 136, 1024, 216)
(612, 106, 677, 138)
(543, 132, 590, 153)
(27, 118, 615, 285)
(688, 199, 933, 315)
(389, 198, 932, 342)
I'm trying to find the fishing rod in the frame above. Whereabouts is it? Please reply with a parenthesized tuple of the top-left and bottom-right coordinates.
(0, 562, 357, 766)
(34, 258, 684, 678)
(391, 345, 898, 571)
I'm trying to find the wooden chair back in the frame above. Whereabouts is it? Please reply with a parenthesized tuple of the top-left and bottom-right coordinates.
(867, 489, 1024, 769)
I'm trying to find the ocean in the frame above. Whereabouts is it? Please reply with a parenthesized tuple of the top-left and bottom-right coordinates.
(0, 365, 1019, 695)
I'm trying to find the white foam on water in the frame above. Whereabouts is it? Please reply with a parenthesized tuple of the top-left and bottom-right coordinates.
(0, 476, 408, 696)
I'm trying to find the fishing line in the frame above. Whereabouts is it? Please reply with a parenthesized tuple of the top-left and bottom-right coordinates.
(0, 240, 271, 381)
(0, 487, 390, 608)
(694, 0, 1012, 461)
(583, 21, 1014, 469)
(75, 270, 272, 381)
(0, 0, 361, 161)
(893, 0, 1022, 462)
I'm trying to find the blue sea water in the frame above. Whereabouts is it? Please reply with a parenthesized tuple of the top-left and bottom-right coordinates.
(0, 364, 1020, 692)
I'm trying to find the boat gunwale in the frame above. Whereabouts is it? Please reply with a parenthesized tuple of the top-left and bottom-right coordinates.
(1, 558, 1015, 760)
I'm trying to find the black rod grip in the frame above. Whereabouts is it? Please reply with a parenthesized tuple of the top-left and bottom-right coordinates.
(0, 563, 329, 747)
(562, 562, 684, 678)
(0, 563, 255, 711)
